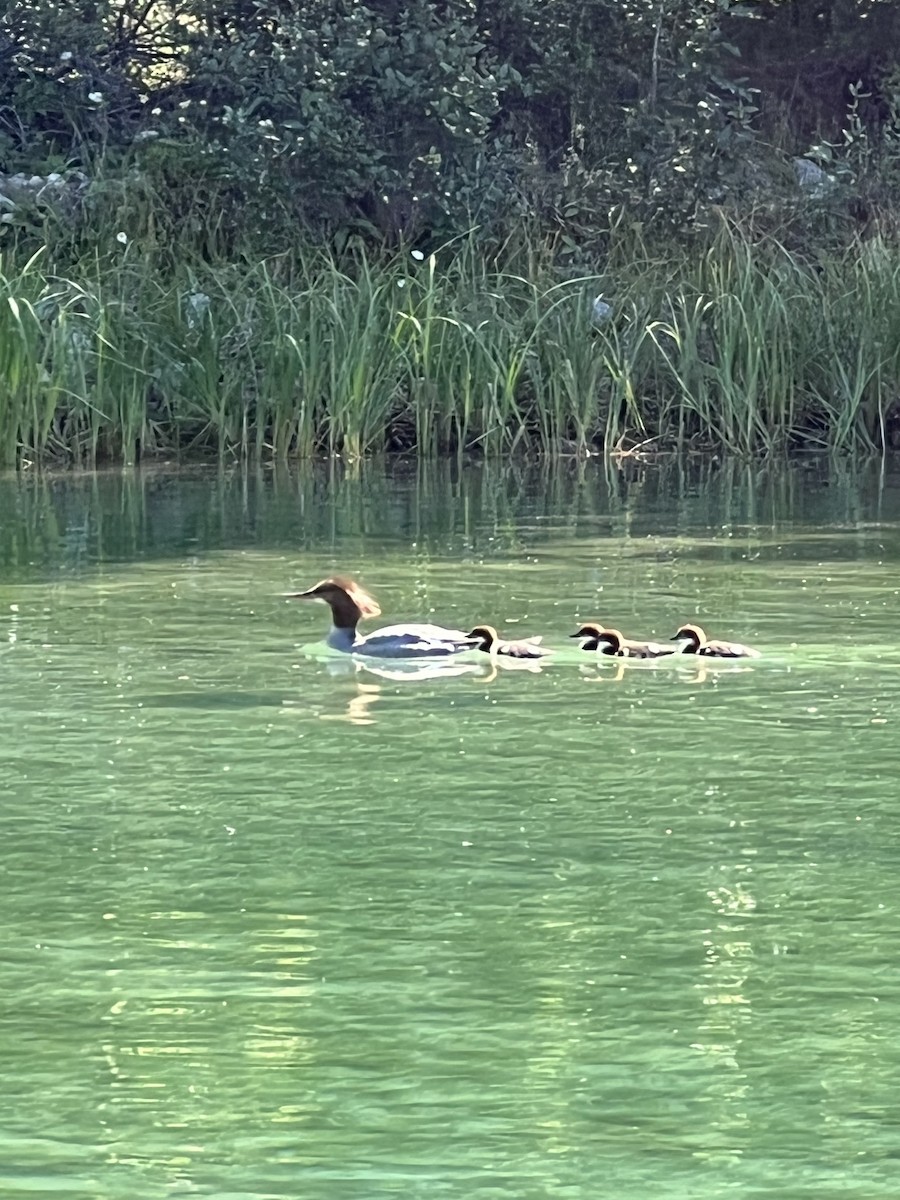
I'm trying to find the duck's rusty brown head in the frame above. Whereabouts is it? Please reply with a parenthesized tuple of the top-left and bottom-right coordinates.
(286, 576, 382, 627)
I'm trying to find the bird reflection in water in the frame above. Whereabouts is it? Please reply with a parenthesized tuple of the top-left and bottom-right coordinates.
(580, 659, 755, 685)
(312, 655, 498, 725)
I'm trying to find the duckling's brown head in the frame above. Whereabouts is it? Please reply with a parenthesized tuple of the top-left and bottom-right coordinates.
(286, 576, 382, 627)
(570, 621, 606, 640)
(672, 622, 705, 650)
(592, 629, 624, 655)
(466, 624, 499, 652)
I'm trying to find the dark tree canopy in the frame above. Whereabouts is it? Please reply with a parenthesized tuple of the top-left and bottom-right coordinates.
(1, 0, 898, 245)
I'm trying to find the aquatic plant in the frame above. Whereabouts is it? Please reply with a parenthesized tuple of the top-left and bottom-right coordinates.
(2, 223, 900, 465)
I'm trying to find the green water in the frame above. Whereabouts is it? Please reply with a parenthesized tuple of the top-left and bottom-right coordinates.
(3, 459, 900, 1199)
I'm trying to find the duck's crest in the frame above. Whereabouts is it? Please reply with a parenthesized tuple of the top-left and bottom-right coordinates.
(326, 576, 382, 619)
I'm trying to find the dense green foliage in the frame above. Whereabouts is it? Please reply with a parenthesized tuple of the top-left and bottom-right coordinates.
(2, 1, 900, 463)
(3, 0, 900, 248)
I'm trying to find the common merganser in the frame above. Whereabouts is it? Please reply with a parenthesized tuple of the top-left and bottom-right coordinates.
(672, 623, 760, 659)
(287, 576, 480, 658)
(466, 624, 551, 659)
(571, 623, 677, 659)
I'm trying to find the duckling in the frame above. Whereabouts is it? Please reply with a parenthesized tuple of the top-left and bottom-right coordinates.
(570, 623, 675, 658)
(672, 623, 760, 659)
(569, 621, 606, 641)
(287, 576, 480, 658)
(466, 624, 551, 659)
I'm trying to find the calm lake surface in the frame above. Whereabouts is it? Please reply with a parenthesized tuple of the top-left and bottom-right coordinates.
(2, 457, 900, 1199)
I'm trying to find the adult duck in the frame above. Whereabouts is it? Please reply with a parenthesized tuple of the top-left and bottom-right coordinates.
(287, 576, 480, 658)
(671, 623, 760, 659)
(570, 623, 675, 659)
(466, 624, 551, 659)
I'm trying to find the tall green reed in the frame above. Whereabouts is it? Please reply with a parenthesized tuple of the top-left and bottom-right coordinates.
(3, 223, 900, 465)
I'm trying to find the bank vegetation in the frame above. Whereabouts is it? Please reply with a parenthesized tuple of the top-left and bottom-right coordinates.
(2, 0, 900, 461)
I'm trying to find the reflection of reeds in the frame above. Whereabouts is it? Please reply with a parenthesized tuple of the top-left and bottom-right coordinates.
(0, 454, 892, 579)
(3, 227, 900, 463)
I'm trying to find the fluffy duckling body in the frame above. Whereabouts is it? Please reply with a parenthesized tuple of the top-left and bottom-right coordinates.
(672, 623, 760, 659)
(288, 576, 480, 658)
(570, 622, 675, 659)
(467, 624, 551, 659)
